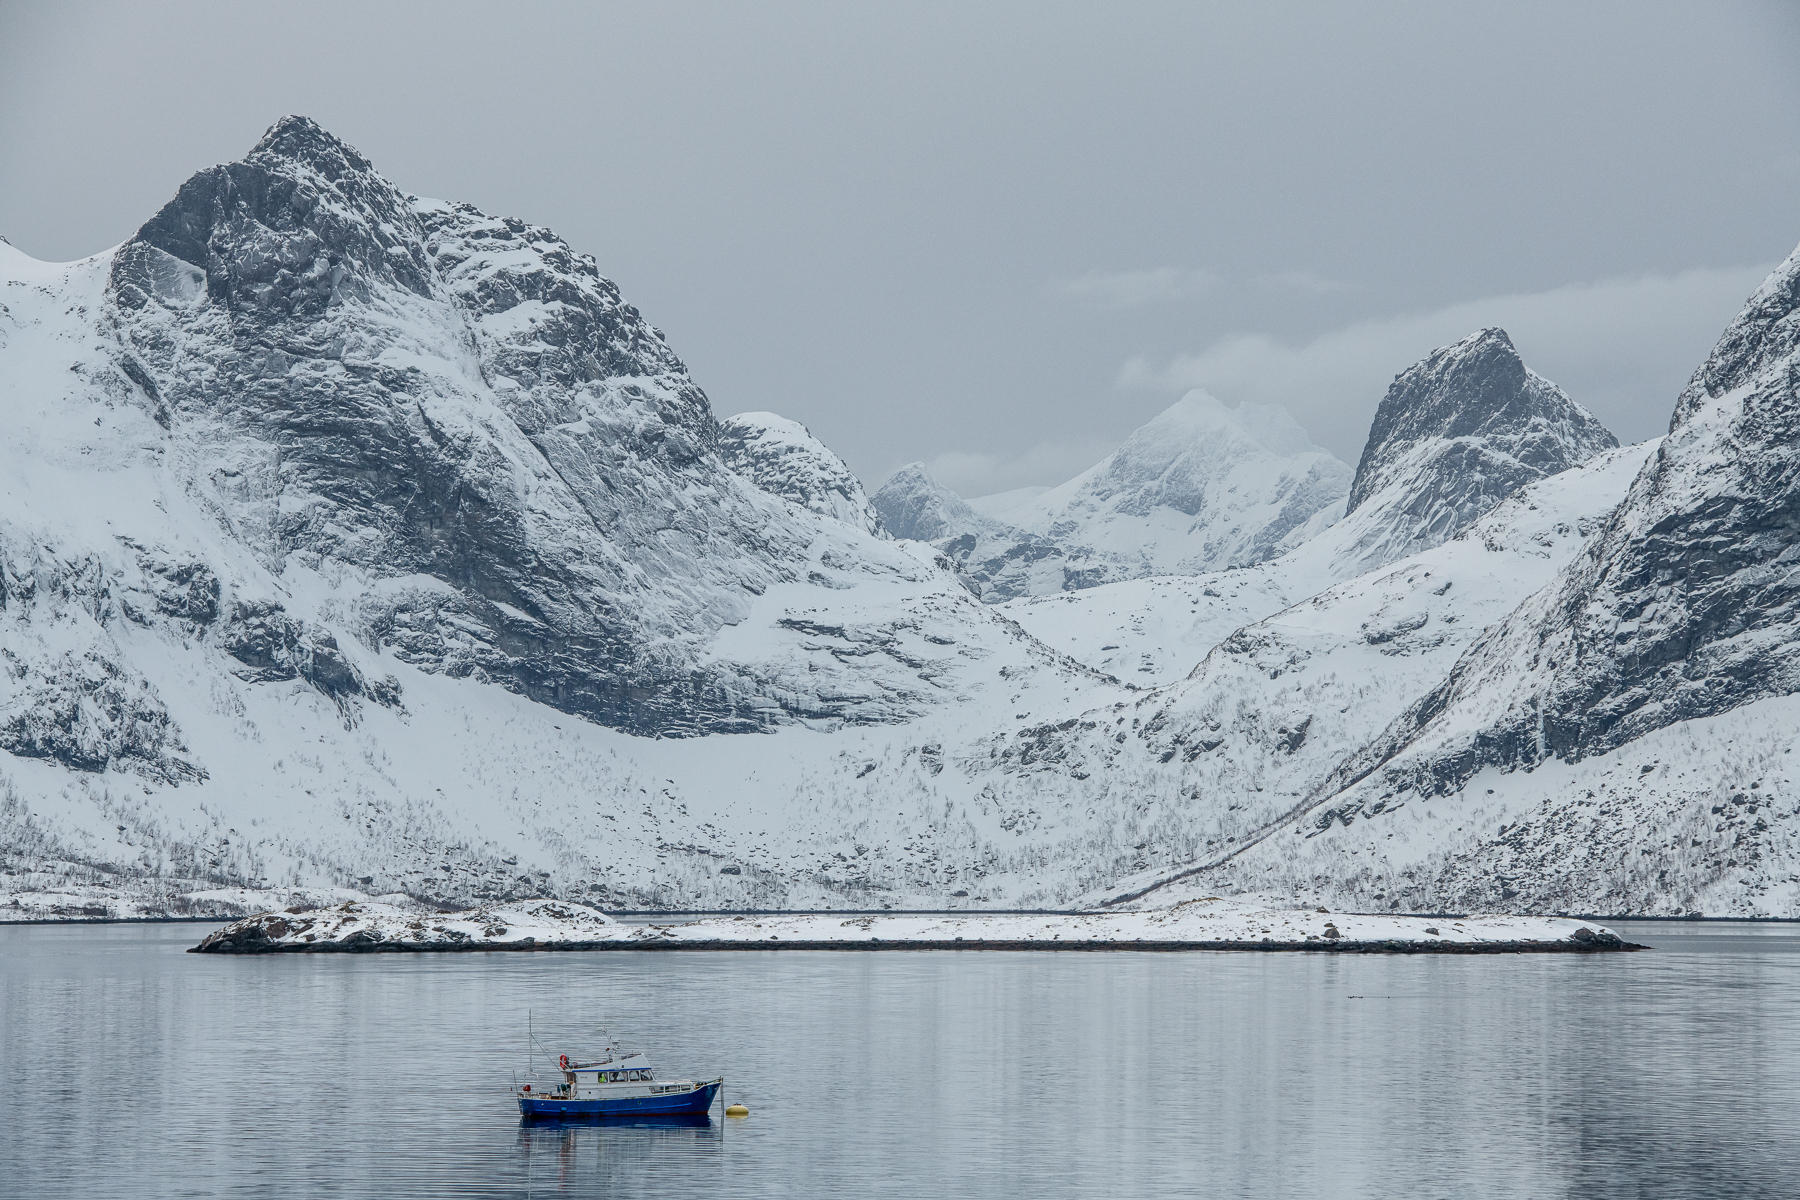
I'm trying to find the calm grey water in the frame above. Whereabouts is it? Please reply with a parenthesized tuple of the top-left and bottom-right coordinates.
(2, 921, 1797, 1199)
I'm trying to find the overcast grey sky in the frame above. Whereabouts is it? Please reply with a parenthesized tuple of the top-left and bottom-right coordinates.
(4, 2, 1798, 495)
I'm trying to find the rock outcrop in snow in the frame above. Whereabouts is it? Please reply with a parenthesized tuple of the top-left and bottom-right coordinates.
(719, 412, 881, 534)
(193, 897, 1634, 953)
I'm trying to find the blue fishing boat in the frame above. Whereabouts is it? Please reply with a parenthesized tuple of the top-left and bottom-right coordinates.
(516, 1047, 723, 1121)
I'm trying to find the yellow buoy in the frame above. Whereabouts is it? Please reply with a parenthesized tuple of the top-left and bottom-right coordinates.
(725, 1104, 750, 1117)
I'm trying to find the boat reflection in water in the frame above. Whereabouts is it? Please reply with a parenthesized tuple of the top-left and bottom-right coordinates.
(516, 1113, 723, 1191)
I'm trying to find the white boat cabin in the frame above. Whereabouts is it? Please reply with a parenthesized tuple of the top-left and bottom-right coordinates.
(552, 1051, 696, 1099)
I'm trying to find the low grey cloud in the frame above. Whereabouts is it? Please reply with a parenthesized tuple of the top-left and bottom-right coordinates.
(1254, 270, 1357, 297)
(1118, 263, 1775, 462)
(1052, 267, 1220, 310)
(923, 434, 1120, 499)
(1054, 266, 1355, 311)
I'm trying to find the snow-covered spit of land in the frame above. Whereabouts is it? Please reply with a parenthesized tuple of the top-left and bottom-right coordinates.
(190, 897, 1637, 954)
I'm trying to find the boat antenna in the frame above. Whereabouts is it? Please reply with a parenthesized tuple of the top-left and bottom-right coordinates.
(524, 1010, 560, 1073)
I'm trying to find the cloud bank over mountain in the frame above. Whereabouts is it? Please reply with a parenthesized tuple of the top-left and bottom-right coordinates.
(1117, 264, 1772, 468)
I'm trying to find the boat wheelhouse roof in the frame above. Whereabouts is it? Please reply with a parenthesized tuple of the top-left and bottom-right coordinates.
(565, 1052, 652, 1073)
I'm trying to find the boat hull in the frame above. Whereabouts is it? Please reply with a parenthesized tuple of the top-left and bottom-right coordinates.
(518, 1079, 722, 1121)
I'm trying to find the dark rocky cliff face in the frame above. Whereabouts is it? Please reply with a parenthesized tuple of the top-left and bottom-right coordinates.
(97, 116, 883, 736)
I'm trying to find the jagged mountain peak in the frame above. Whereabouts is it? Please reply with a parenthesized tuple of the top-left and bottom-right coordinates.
(1348, 327, 1615, 514)
(1357, 326, 1524, 455)
(1323, 329, 1617, 573)
(115, 114, 434, 311)
(247, 114, 377, 177)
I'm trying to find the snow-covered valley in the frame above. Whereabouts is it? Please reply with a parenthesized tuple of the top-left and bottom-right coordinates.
(5, 116, 1800, 920)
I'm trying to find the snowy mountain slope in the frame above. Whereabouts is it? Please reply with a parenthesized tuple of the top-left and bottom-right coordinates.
(994, 571, 1296, 685)
(930, 443, 1652, 898)
(1185, 692, 1800, 917)
(872, 393, 1351, 602)
(1, 576, 1125, 916)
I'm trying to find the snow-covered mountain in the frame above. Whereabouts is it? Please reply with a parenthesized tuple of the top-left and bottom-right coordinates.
(868, 464, 983, 543)
(6, 115, 1799, 921)
(25, 115, 1088, 746)
(1123, 245, 1800, 916)
(0, 117, 1116, 913)
(1355, 291, 1800, 787)
(872, 393, 1351, 601)
(867, 463, 1095, 598)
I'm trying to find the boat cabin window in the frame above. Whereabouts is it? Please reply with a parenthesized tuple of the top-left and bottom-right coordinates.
(581, 1066, 651, 1083)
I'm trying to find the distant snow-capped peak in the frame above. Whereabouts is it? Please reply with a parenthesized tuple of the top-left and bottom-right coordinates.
(871, 391, 1350, 601)
(870, 462, 988, 543)
(1013, 391, 1349, 558)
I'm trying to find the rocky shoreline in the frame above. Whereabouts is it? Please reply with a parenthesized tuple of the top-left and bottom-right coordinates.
(190, 899, 1642, 955)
